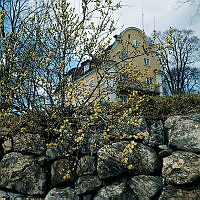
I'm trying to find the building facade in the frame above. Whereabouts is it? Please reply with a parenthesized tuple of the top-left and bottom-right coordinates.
(67, 27, 163, 103)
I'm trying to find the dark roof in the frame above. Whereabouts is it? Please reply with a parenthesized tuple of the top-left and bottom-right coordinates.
(67, 67, 76, 75)
(65, 59, 94, 81)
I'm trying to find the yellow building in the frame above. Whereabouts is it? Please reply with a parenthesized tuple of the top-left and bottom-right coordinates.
(68, 27, 163, 103)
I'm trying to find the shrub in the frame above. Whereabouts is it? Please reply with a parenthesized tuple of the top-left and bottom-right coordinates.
(142, 93, 200, 125)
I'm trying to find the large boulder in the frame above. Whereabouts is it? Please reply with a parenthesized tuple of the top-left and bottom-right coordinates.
(121, 116, 148, 135)
(51, 157, 77, 186)
(76, 155, 96, 176)
(0, 152, 46, 195)
(2, 137, 12, 153)
(45, 187, 80, 200)
(159, 186, 200, 200)
(158, 145, 173, 158)
(97, 141, 160, 179)
(46, 143, 70, 161)
(93, 182, 136, 200)
(79, 133, 106, 155)
(0, 143, 4, 160)
(110, 116, 147, 137)
(78, 117, 147, 156)
(143, 120, 164, 147)
(163, 151, 200, 185)
(75, 175, 102, 194)
(0, 127, 11, 138)
(0, 190, 24, 199)
(83, 194, 92, 200)
(165, 114, 200, 153)
(128, 175, 163, 200)
(0, 128, 12, 155)
(13, 133, 46, 155)
(0, 190, 44, 200)
(0, 151, 3, 161)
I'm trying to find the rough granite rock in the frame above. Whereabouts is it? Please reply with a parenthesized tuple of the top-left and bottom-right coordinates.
(0, 151, 3, 161)
(158, 149, 173, 158)
(143, 120, 164, 147)
(76, 155, 96, 176)
(159, 186, 200, 200)
(110, 116, 148, 137)
(163, 151, 200, 185)
(0, 190, 25, 199)
(75, 175, 102, 194)
(78, 118, 147, 155)
(2, 137, 12, 153)
(0, 128, 12, 155)
(128, 175, 163, 200)
(97, 141, 160, 179)
(0, 127, 11, 138)
(0, 152, 46, 195)
(165, 114, 200, 153)
(93, 182, 136, 200)
(79, 133, 106, 155)
(46, 143, 70, 161)
(51, 157, 77, 186)
(45, 187, 80, 200)
(0, 190, 44, 200)
(122, 116, 148, 135)
(13, 133, 46, 155)
(83, 194, 92, 200)
(158, 145, 173, 158)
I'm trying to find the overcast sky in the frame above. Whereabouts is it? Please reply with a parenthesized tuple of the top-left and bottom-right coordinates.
(70, 0, 199, 38)
(113, 0, 200, 37)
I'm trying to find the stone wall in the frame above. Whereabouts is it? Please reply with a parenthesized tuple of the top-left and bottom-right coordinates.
(0, 114, 200, 199)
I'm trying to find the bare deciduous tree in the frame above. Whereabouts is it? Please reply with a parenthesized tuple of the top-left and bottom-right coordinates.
(153, 28, 200, 94)
(178, 0, 200, 16)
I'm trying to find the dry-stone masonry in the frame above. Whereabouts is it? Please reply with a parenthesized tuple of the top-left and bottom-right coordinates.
(0, 114, 200, 199)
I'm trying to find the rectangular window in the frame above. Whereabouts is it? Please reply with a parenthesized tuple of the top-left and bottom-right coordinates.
(84, 64, 90, 73)
(89, 79, 94, 88)
(146, 77, 154, 85)
(132, 40, 138, 47)
(119, 95, 128, 102)
(67, 75, 72, 81)
(106, 79, 113, 88)
(144, 58, 151, 66)
(119, 74, 126, 82)
(119, 51, 128, 60)
(82, 84, 86, 92)
(100, 98, 105, 104)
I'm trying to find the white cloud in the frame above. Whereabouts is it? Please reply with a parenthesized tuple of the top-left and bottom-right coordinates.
(112, 0, 200, 37)
(35, 1, 199, 38)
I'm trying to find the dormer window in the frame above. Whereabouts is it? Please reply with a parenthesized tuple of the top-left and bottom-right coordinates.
(132, 40, 138, 47)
